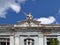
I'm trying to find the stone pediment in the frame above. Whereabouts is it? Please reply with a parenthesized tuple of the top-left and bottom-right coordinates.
(14, 20, 41, 27)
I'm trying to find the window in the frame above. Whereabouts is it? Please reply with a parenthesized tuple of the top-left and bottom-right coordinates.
(47, 38, 58, 45)
(46, 35, 58, 45)
(0, 38, 10, 45)
(24, 38, 34, 45)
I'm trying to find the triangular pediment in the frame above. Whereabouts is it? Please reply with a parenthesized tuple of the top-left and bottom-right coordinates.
(14, 20, 40, 27)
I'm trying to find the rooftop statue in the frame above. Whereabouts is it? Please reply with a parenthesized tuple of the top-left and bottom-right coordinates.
(23, 12, 33, 20)
(26, 13, 33, 20)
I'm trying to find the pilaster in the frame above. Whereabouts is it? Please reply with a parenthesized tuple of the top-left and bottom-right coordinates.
(10, 36, 14, 45)
(15, 35, 20, 45)
(39, 34, 44, 45)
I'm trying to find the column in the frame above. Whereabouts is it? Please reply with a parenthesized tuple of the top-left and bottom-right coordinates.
(26, 40, 28, 45)
(44, 36, 47, 45)
(15, 35, 20, 45)
(57, 36, 60, 45)
(39, 34, 44, 45)
(10, 36, 14, 45)
(30, 40, 32, 45)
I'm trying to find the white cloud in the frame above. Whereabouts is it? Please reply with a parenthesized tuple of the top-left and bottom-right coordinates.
(0, 11, 7, 18)
(9, 3, 21, 13)
(0, 0, 27, 18)
(35, 16, 56, 24)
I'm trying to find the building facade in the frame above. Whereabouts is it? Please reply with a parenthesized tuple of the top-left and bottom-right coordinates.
(0, 14, 60, 45)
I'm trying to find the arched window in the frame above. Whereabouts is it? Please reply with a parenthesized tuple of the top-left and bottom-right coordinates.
(24, 38, 34, 45)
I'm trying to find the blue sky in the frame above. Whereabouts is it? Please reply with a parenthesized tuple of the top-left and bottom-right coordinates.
(0, 0, 60, 24)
